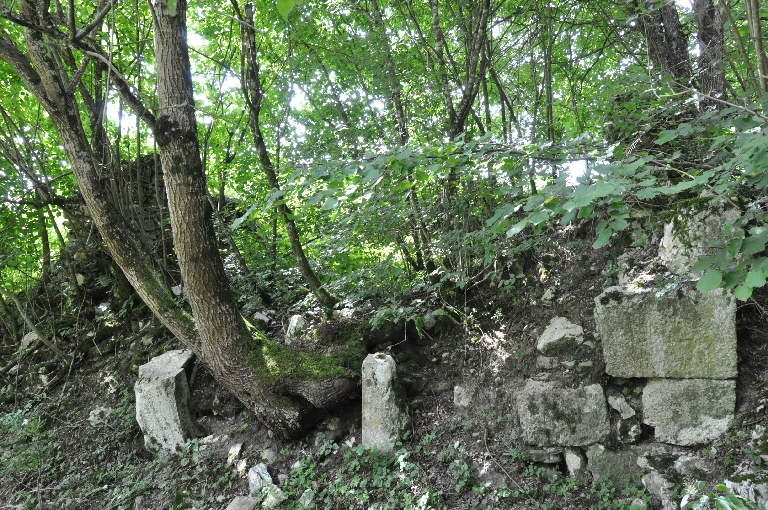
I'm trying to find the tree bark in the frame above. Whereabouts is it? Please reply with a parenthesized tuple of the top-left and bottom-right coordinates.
(635, 0, 692, 85)
(693, 0, 725, 105)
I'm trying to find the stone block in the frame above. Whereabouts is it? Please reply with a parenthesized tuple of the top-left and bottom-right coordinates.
(517, 380, 609, 446)
(286, 314, 307, 339)
(454, 384, 473, 408)
(564, 447, 588, 483)
(658, 201, 740, 275)
(362, 353, 410, 451)
(537, 317, 583, 355)
(134, 350, 205, 453)
(225, 496, 260, 510)
(642, 378, 735, 445)
(586, 444, 645, 489)
(595, 284, 736, 379)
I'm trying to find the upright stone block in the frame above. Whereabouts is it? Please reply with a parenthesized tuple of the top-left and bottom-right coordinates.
(362, 353, 410, 451)
(135, 349, 205, 453)
(642, 379, 735, 445)
(595, 284, 736, 379)
(517, 380, 609, 446)
(658, 202, 740, 275)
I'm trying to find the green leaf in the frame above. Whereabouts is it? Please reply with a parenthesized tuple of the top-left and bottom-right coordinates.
(506, 219, 528, 237)
(733, 115, 762, 131)
(690, 256, 714, 273)
(636, 187, 660, 200)
(592, 227, 612, 249)
(655, 130, 678, 145)
(167, 0, 177, 15)
(230, 203, 259, 230)
(609, 217, 628, 231)
(742, 231, 768, 256)
(697, 269, 723, 292)
(560, 209, 576, 225)
(577, 204, 594, 219)
(276, 0, 303, 19)
(745, 266, 767, 289)
(733, 285, 753, 301)
(321, 197, 338, 210)
(528, 210, 549, 225)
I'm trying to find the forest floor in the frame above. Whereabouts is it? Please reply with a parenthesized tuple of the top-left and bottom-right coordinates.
(1, 229, 768, 510)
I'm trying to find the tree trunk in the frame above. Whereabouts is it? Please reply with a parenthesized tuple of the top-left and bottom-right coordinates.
(236, 0, 339, 310)
(150, 0, 358, 436)
(693, 0, 725, 105)
(635, 0, 692, 85)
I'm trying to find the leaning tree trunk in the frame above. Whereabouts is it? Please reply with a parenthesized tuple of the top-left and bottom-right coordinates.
(149, 0, 358, 437)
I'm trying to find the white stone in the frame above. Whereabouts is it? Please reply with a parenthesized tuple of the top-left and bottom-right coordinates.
(537, 317, 583, 355)
(226, 443, 242, 465)
(88, 407, 112, 427)
(454, 385, 473, 408)
(21, 331, 38, 350)
(642, 471, 676, 510)
(248, 463, 273, 495)
(587, 444, 645, 489)
(422, 311, 437, 330)
(608, 394, 636, 419)
(262, 485, 286, 508)
(134, 350, 205, 453)
(642, 379, 735, 446)
(362, 353, 411, 452)
(225, 496, 260, 510)
(298, 489, 315, 508)
(536, 356, 557, 369)
(285, 315, 307, 338)
(261, 447, 278, 463)
(564, 447, 587, 482)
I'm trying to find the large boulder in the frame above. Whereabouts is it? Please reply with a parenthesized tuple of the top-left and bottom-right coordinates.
(595, 284, 736, 379)
(362, 353, 411, 451)
(517, 380, 609, 446)
(642, 378, 735, 446)
(134, 349, 206, 453)
(658, 200, 740, 275)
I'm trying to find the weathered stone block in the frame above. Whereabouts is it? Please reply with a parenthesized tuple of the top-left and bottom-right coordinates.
(362, 353, 410, 451)
(225, 496, 260, 510)
(642, 378, 735, 445)
(658, 201, 740, 275)
(595, 284, 736, 379)
(134, 349, 205, 453)
(586, 444, 646, 489)
(517, 380, 609, 446)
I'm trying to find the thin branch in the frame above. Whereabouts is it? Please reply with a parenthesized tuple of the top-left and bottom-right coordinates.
(74, 0, 118, 41)
(0, 287, 69, 360)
